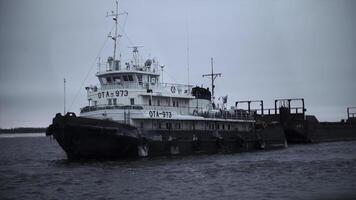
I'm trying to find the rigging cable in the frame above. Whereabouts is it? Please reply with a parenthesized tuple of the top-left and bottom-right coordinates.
(68, 24, 115, 111)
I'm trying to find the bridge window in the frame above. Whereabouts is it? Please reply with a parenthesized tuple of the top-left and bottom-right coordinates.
(113, 98, 117, 105)
(106, 77, 112, 84)
(128, 75, 134, 81)
(113, 76, 121, 84)
(130, 98, 135, 105)
(123, 75, 128, 81)
(149, 99, 152, 106)
(101, 78, 107, 84)
(222, 124, 225, 130)
(137, 75, 143, 85)
(108, 99, 112, 105)
(157, 99, 160, 106)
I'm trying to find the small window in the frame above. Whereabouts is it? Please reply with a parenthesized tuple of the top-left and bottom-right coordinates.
(176, 101, 179, 107)
(158, 123, 162, 129)
(137, 75, 143, 85)
(101, 78, 107, 84)
(128, 75, 133, 81)
(113, 98, 117, 105)
(222, 124, 225, 130)
(123, 75, 128, 81)
(157, 99, 160, 106)
(108, 99, 112, 105)
(149, 99, 152, 106)
(113, 76, 121, 84)
(228, 124, 231, 130)
(217, 123, 220, 129)
(173, 101, 175, 107)
(106, 77, 112, 84)
(212, 124, 215, 130)
(130, 98, 135, 105)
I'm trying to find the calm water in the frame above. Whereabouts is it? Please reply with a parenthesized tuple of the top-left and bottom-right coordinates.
(1, 134, 356, 200)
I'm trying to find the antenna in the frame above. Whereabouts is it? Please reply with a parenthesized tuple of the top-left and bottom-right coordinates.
(160, 65, 165, 83)
(63, 78, 66, 114)
(128, 46, 144, 68)
(106, 0, 128, 60)
(186, 19, 190, 87)
(202, 58, 222, 106)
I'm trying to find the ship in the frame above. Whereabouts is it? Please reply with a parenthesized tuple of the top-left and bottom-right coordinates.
(235, 99, 356, 144)
(46, 1, 287, 160)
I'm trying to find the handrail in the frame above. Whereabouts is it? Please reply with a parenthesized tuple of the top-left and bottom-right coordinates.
(274, 98, 305, 116)
(235, 100, 264, 115)
(86, 82, 194, 93)
(347, 107, 356, 119)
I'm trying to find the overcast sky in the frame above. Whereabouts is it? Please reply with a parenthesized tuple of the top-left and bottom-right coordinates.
(0, 0, 355, 128)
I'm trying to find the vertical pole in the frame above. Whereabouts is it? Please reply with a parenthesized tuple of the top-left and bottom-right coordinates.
(113, 0, 118, 60)
(187, 21, 190, 88)
(98, 57, 101, 72)
(302, 98, 305, 116)
(275, 100, 277, 114)
(211, 58, 214, 104)
(248, 101, 251, 114)
(261, 100, 264, 116)
(64, 78, 66, 115)
(347, 107, 350, 119)
(160, 65, 164, 83)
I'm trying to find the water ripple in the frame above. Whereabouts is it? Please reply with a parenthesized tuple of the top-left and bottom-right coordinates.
(1, 137, 356, 199)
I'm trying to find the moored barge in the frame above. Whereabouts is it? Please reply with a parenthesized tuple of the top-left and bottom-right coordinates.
(236, 99, 356, 144)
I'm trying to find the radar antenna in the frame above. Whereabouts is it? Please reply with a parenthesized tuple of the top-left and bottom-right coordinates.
(202, 58, 222, 106)
(128, 46, 144, 68)
(106, 0, 128, 60)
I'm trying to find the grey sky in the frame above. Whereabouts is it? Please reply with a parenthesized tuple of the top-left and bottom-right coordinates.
(0, 0, 355, 128)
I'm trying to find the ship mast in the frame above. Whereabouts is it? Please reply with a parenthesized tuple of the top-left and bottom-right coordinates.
(202, 58, 221, 107)
(107, 0, 127, 60)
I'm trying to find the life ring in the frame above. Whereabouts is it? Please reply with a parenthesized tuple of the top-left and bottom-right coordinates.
(171, 86, 176, 93)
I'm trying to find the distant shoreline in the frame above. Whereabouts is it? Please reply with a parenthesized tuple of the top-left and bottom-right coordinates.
(0, 127, 46, 134)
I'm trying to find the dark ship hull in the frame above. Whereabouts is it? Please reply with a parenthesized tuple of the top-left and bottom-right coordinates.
(46, 113, 287, 160)
(283, 116, 356, 143)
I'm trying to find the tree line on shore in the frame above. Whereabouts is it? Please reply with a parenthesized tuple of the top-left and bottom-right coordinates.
(0, 127, 46, 134)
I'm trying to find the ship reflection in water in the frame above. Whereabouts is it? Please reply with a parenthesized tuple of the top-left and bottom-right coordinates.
(0, 136, 355, 200)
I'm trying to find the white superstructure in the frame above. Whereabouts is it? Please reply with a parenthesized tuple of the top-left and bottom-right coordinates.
(79, 0, 255, 133)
